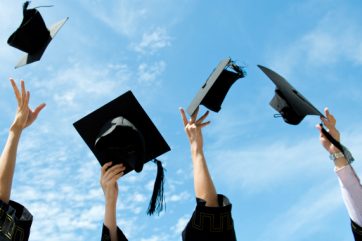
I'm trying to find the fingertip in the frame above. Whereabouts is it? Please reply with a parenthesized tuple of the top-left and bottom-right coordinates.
(9, 78, 15, 85)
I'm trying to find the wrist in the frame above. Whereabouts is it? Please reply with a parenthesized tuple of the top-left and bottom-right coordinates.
(9, 125, 23, 138)
(329, 152, 344, 161)
(190, 143, 203, 152)
(9, 123, 23, 134)
(191, 147, 204, 157)
(329, 152, 348, 170)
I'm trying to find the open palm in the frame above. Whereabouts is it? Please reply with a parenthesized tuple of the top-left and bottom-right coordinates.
(10, 79, 46, 130)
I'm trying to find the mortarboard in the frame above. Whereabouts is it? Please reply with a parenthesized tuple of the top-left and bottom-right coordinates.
(7, 1, 68, 68)
(258, 65, 354, 162)
(187, 57, 246, 116)
(258, 65, 324, 125)
(73, 90, 171, 215)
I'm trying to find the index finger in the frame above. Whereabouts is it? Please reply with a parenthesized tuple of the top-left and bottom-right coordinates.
(179, 107, 188, 126)
(10, 79, 21, 103)
(101, 162, 113, 175)
(323, 107, 336, 128)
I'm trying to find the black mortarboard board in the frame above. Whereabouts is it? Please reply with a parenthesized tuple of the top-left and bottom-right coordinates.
(187, 57, 246, 116)
(7, 1, 68, 68)
(73, 90, 171, 215)
(258, 65, 324, 125)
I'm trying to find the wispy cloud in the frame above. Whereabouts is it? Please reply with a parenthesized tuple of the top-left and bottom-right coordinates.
(137, 61, 166, 86)
(0, 1, 23, 72)
(268, 7, 362, 74)
(131, 28, 171, 54)
(79, 0, 191, 38)
(257, 180, 343, 241)
(209, 126, 362, 193)
(171, 215, 190, 235)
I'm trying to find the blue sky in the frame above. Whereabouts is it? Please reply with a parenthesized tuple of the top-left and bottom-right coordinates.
(0, 0, 362, 240)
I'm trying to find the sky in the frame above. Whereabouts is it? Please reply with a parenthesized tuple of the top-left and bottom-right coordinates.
(0, 0, 362, 240)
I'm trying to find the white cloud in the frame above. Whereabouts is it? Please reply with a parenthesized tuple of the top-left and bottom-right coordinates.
(170, 215, 189, 235)
(268, 8, 362, 74)
(257, 180, 343, 241)
(131, 28, 171, 54)
(137, 61, 166, 86)
(79, 0, 192, 38)
(168, 191, 190, 202)
(209, 126, 362, 193)
(0, 1, 21, 71)
(133, 193, 147, 203)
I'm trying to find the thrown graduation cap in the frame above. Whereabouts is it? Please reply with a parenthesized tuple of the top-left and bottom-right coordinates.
(258, 65, 355, 161)
(73, 91, 171, 215)
(258, 65, 324, 125)
(187, 57, 246, 116)
(7, 1, 68, 68)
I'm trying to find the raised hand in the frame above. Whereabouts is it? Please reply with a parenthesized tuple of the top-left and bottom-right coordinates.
(100, 162, 126, 204)
(316, 108, 341, 154)
(180, 107, 210, 151)
(10, 79, 46, 131)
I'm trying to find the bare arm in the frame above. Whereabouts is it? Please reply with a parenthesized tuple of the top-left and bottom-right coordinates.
(180, 107, 218, 207)
(100, 162, 125, 241)
(0, 79, 45, 203)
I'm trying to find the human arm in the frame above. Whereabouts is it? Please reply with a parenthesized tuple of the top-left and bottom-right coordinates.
(0, 79, 45, 203)
(316, 108, 362, 227)
(100, 162, 127, 241)
(180, 107, 218, 207)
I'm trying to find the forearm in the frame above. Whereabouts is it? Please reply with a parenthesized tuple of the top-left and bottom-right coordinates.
(191, 146, 218, 207)
(104, 201, 118, 241)
(336, 164, 362, 227)
(0, 127, 22, 203)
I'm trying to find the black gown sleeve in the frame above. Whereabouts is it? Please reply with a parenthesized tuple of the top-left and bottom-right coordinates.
(0, 200, 33, 241)
(182, 194, 237, 241)
(351, 219, 362, 241)
(101, 224, 128, 241)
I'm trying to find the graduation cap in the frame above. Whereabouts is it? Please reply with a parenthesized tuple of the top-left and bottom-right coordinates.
(73, 91, 171, 215)
(258, 65, 324, 125)
(7, 1, 68, 68)
(258, 65, 355, 161)
(187, 57, 246, 116)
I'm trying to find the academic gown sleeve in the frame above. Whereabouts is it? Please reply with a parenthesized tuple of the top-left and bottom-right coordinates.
(101, 224, 128, 241)
(351, 220, 362, 241)
(182, 194, 237, 241)
(0, 200, 33, 241)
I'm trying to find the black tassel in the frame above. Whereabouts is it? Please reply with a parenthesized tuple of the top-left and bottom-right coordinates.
(147, 159, 165, 215)
(320, 123, 345, 155)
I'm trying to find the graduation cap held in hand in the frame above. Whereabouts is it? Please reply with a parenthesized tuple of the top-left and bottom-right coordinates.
(187, 57, 246, 116)
(7, 1, 68, 68)
(73, 91, 171, 215)
(258, 65, 355, 163)
(258, 65, 324, 125)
